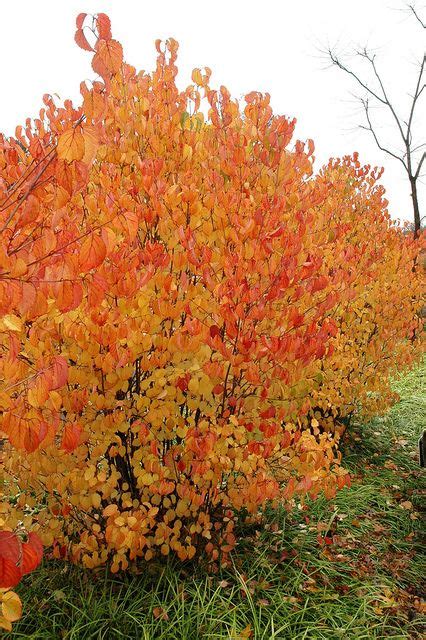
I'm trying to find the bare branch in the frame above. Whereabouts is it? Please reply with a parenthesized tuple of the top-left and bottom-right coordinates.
(414, 151, 426, 179)
(360, 98, 408, 169)
(327, 47, 387, 105)
(404, 142, 426, 157)
(367, 51, 408, 146)
(407, 54, 426, 142)
(408, 4, 426, 28)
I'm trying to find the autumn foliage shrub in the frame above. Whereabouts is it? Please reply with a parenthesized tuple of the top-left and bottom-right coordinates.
(0, 13, 423, 626)
(302, 157, 424, 433)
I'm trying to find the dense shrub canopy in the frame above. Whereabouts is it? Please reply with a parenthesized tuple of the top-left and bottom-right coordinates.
(0, 12, 423, 631)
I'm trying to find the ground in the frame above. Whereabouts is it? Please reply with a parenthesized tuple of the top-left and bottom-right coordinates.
(9, 363, 425, 639)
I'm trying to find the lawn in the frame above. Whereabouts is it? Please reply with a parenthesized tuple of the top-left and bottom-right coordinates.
(7, 363, 425, 639)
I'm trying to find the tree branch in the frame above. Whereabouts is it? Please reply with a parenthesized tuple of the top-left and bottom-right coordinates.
(408, 4, 426, 29)
(360, 98, 408, 169)
(406, 54, 425, 144)
(327, 47, 386, 105)
(360, 49, 409, 147)
(414, 151, 425, 179)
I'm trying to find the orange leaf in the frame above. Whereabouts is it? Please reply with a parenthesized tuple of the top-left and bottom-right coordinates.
(61, 422, 82, 453)
(83, 89, 106, 122)
(76, 12, 87, 29)
(92, 39, 123, 81)
(49, 356, 68, 390)
(80, 233, 107, 271)
(114, 211, 139, 242)
(0, 617, 12, 632)
(54, 280, 83, 313)
(16, 194, 39, 229)
(23, 421, 48, 453)
(153, 607, 169, 621)
(0, 559, 21, 590)
(74, 28, 93, 52)
(27, 378, 50, 408)
(57, 128, 85, 162)
(17, 282, 37, 315)
(103, 504, 118, 517)
(96, 13, 112, 40)
(81, 125, 99, 165)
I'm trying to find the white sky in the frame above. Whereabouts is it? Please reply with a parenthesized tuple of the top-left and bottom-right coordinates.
(1, 0, 424, 223)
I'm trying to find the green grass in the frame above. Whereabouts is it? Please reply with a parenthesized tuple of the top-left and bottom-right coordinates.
(7, 363, 426, 639)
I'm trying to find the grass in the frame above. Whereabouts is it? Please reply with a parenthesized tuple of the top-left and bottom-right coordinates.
(7, 363, 426, 639)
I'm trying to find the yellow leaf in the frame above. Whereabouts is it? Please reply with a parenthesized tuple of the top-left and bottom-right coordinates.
(0, 616, 12, 632)
(182, 144, 193, 162)
(191, 68, 203, 85)
(2, 591, 22, 622)
(2, 314, 22, 332)
(188, 378, 199, 394)
(91, 493, 101, 508)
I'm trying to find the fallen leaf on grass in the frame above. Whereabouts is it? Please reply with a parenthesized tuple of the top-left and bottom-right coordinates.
(282, 595, 299, 603)
(257, 598, 270, 606)
(384, 460, 398, 470)
(153, 606, 169, 621)
(230, 625, 253, 639)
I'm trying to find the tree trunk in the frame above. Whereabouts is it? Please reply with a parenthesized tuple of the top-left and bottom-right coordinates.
(410, 177, 421, 236)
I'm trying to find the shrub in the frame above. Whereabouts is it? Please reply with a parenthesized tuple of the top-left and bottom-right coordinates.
(0, 13, 423, 627)
(304, 156, 424, 432)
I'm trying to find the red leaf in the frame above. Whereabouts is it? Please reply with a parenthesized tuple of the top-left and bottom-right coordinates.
(0, 532, 21, 565)
(0, 532, 21, 589)
(0, 557, 21, 589)
(21, 534, 43, 575)
(209, 325, 221, 339)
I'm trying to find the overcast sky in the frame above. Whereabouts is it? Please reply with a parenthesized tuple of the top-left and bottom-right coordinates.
(1, 0, 424, 223)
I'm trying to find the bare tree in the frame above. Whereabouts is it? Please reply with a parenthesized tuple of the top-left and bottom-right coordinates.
(325, 4, 425, 236)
